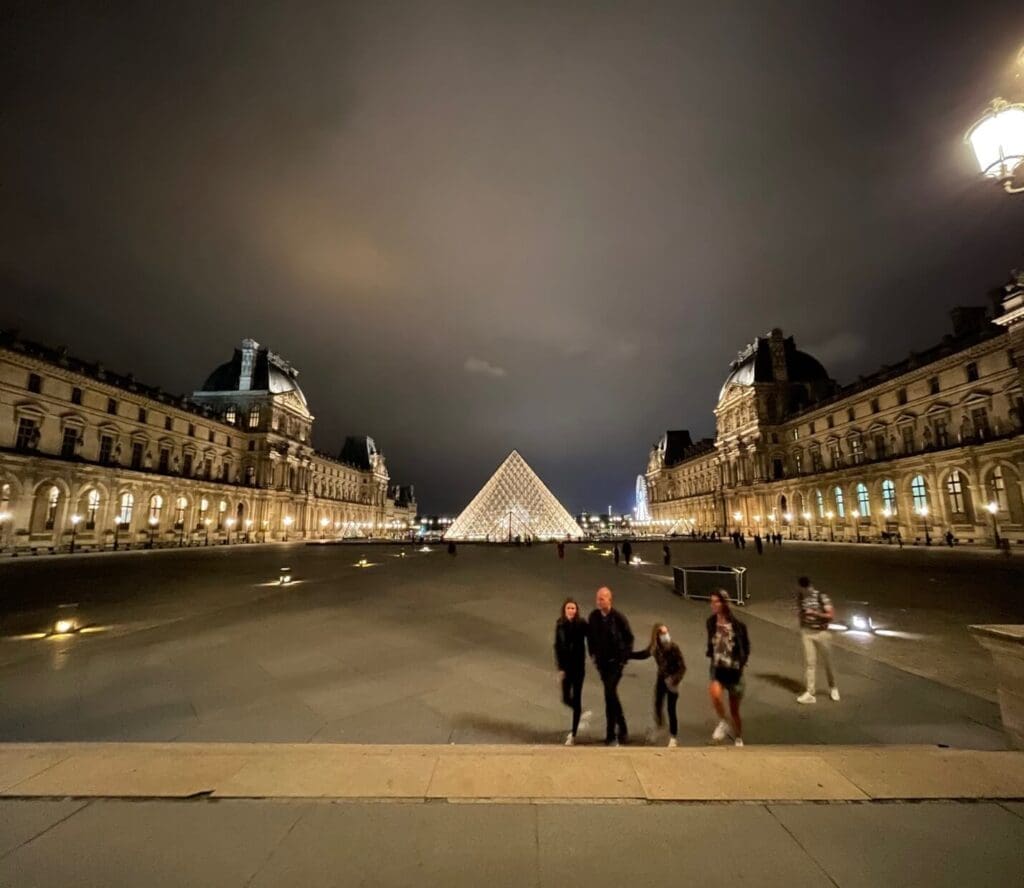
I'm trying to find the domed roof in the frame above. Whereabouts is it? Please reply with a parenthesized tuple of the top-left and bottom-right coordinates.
(198, 339, 308, 407)
(719, 330, 832, 403)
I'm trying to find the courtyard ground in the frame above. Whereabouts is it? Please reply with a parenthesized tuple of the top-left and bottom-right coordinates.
(0, 540, 1018, 748)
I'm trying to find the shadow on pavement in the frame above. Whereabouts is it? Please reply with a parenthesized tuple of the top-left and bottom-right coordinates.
(754, 672, 804, 694)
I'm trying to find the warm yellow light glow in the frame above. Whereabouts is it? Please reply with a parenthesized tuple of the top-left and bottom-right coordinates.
(852, 510, 860, 519)
(917, 505, 929, 517)
(320, 517, 330, 527)
(966, 100, 1024, 181)
(987, 501, 999, 515)
(283, 516, 294, 527)
(70, 514, 82, 526)
(732, 511, 742, 521)
(783, 512, 793, 522)
(53, 619, 75, 635)
(802, 512, 812, 521)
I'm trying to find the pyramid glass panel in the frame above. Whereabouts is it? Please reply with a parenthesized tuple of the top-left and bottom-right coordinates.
(444, 450, 584, 541)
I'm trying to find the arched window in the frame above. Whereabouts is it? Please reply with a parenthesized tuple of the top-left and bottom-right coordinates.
(198, 497, 209, 527)
(148, 494, 164, 523)
(0, 483, 10, 512)
(816, 490, 825, 518)
(911, 475, 928, 511)
(86, 489, 100, 529)
(118, 492, 134, 526)
(247, 405, 261, 429)
(946, 471, 965, 514)
(881, 479, 897, 513)
(989, 467, 1008, 512)
(174, 496, 187, 526)
(856, 483, 870, 517)
(217, 499, 227, 530)
(45, 486, 60, 530)
(834, 486, 845, 518)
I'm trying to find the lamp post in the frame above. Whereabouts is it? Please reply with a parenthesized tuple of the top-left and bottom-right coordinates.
(283, 515, 293, 542)
(225, 517, 236, 545)
(825, 511, 835, 542)
(917, 505, 931, 546)
(732, 510, 743, 535)
(802, 511, 812, 541)
(783, 511, 793, 541)
(245, 518, 253, 543)
(319, 516, 329, 540)
(851, 509, 861, 543)
(203, 517, 211, 546)
(987, 501, 1002, 548)
(0, 510, 11, 551)
(69, 514, 81, 554)
(147, 516, 158, 549)
(261, 520, 268, 543)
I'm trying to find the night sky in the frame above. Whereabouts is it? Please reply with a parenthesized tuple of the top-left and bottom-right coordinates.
(3, 3, 1024, 514)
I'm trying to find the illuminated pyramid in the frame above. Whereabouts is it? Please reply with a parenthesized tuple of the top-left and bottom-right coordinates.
(444, 450, 584, 542)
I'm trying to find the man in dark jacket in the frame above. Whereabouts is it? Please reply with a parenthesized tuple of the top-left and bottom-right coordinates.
(621, 540, 633, 566)
(588, 586, 634, 745)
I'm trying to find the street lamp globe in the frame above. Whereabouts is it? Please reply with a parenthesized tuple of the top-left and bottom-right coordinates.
(987, 501, 999, 515)
(70, 514, 82, 526)
(965, 99, 1024, 192)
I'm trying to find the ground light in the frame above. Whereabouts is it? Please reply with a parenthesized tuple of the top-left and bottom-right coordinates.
(354, 556, 377, 568)
(279, 567, 292, 585)
(583, 544, 600, 551)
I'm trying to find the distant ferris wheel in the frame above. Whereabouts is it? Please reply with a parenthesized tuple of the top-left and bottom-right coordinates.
(634, 475, 650, 521)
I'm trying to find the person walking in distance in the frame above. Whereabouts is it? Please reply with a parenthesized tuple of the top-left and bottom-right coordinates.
(613, 544, 620, 566)
(754, 534, 763, 555)
(631, 623, 686, 747)
(795, 576, 840, 704)
(662, 543, 671, 566)
(706, 590, 750, 746)
(622, 539, 633, 566)
(554, 598, 590, 745)
(588, 587, 634, 746)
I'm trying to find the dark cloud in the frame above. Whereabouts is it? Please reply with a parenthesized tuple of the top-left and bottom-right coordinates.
(3, 1, 1024, 513)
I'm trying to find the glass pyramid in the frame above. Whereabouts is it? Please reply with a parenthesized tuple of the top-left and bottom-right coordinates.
(444, 450, 584, 541)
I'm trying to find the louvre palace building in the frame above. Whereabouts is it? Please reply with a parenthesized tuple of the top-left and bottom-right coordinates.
(643, 272, 1024, 546)
(0, 334, 416, 552)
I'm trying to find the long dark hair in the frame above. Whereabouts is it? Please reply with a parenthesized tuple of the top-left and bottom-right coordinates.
(648, 622, 667, 654)
(558, 598, 581, 623)
(710, 589, 733, 621)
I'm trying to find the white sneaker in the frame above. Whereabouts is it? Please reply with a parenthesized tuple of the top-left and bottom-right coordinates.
(829, 688, 841, 702)
(797, 692, 816, 705)
(712, 719, 731, 742)
(734, 737, 744, 748)
(667, 737, 678, 748)
(580, 709, 593, 724)
(564, 733, 575, 746)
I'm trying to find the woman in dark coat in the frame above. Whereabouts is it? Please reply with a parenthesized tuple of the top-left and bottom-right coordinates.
(554, 598, 589, 745)
(631, 622, 686, 746)
(706, 589, 751, 747)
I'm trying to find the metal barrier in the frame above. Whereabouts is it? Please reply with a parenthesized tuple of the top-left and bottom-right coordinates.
(672, 564, 748, 605)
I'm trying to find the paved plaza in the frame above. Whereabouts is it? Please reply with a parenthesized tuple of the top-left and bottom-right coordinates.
(0, 541, 1019, 747)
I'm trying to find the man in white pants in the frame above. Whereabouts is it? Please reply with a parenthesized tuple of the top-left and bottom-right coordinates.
(795, 576, 840, 704)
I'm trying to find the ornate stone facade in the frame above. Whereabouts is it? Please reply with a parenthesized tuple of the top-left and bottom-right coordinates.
(0, 334, 416, 552)
(645, 274, 1024, 546)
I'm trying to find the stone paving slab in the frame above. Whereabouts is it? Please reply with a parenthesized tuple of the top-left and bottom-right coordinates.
(1, 743, 1022, 802)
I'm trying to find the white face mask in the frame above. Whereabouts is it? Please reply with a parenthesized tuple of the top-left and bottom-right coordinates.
(659, 632, 671, 644)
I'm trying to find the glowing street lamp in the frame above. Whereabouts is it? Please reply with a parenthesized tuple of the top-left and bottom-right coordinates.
(203, 517, 212, 546)
(68, 514, 82, 553)
(965, 98, 1024, 193)
(147, 515, 159, 549)
(283, 515, 293, 542)
(319, 516, 330, 540)
(851, 509, 861, 543)
(916, 504, 931, 546)
(825, 510, 835, 542)
(245, 518, 253, 543)
(225, 516, 236, 545)
(986, 501, 1002, 548)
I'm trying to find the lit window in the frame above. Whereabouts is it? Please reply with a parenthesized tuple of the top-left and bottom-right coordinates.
(217, 499, 227, 530)
(816, 490, 825, 518)
(174, 496, 187, 526)
(990, 467, 1008, 511)
(834, 486, 845, 518)
(85, 489, 100, 529)
(225, 406, 237, 425)
(247, 406, 261, 429)
(856, 483, 870, 517)
(882, 479, 897, 512)
(45, 486, 60, 530)
(911, 475, 928, 511)
(149, 494, 164, 523)
(946, 471, 965, 514)
(118, 492, 134, 526)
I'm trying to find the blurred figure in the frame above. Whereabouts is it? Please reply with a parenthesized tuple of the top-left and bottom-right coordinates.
(795, 576, 839, 705)
(588, 587, 634, 746)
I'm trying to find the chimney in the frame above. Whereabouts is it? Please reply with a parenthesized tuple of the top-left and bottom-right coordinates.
(949, 306, 989, 338)
(239, 338, 259, 391)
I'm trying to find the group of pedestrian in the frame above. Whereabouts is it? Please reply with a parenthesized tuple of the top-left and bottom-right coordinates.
(553, 574, 842, 746)
(611, 540, 634, 566)
(553, 586, 749, 747)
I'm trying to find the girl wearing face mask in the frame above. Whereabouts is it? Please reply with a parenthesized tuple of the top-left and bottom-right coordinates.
(631, 623, 686, 747)
(554, 598, 590, 745)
